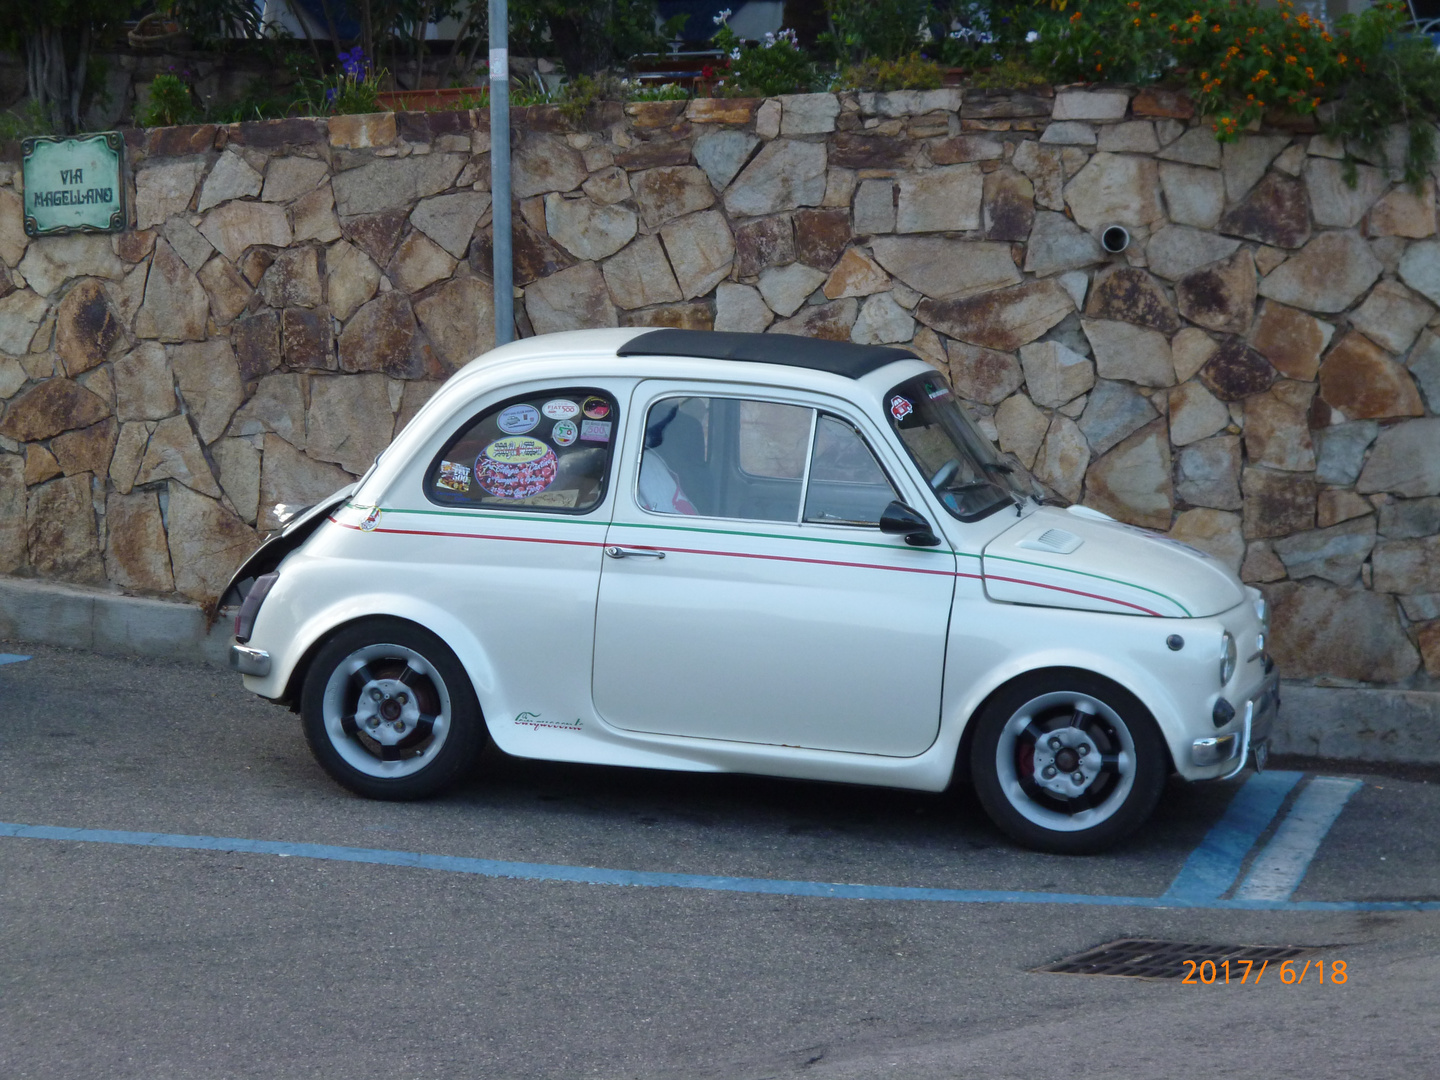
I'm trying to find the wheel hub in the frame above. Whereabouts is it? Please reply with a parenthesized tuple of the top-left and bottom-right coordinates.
(353, 677, 419, 744)
(1030, 726, 1101, 799)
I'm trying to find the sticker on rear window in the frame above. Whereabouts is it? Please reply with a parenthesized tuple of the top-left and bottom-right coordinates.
(542, 399, 580, 420)
(890, 395, 914, 421)
(475, 437, 558, 498)
(551, 419, 578, 446)
(582, 396, 611, 420)
(497, 403, 540, 434)
(436, 460, 472, 492)
(580, 419, 611, 442)
(924, 382, 950, 400)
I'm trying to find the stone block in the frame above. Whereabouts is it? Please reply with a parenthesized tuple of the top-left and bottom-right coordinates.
(1063, 153, 1163, 232)
(1356, 418, 1440, 497)
(414, 278, 495, 371)
(1264, 583, 1418, 682)
(332, 152, 466, 215)
(1176, 249, 1256, 336)
(544, 193, 638, 262)
(693, 130, 759, 191)
(104, 489, 175, 592)
(524, 262, 619, 334)
(1318, 331, 1423, 420)
(1258, 231, 1382, 314)
(1077, 379, 1159, 455)
(768, 297, 857, 342)
(1177, 435, 1242, 510)
(54, 279, 121, 377)
(1169, 508, 1244, 573)
(1249, 301, 1333, 381)
(1217, 173, 1311, 250)
(723, 140, 827, 218)
(166, 482, 259, 605)
(1243, 467, 1315, 538)
(714, 283, 774, 333)
(1081, 319, 1174, 387)
(659, 210, 735, 299)
(918, 279, 1072, 352)
(895, 165, 983, 233)
(26, 473, 102, 584)
(1145, 225, 1241, 282)
(1349, 280, 1433, 356)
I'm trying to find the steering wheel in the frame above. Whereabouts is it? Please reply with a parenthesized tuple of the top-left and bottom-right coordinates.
(929, 459, 960, 490)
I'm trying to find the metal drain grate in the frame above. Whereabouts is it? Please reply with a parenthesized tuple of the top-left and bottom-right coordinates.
(1034, 939, 1323, 980)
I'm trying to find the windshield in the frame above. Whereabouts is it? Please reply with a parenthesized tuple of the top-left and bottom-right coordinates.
(884, 373, 1035, 522)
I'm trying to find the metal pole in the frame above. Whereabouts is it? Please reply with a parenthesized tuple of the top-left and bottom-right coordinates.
(488, 0, 514, 345)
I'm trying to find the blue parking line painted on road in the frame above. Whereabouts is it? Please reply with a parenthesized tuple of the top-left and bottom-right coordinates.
(1161, 770, 1304, 903)
(2, 819, 1436, 912)
(0, 654, 31, 666)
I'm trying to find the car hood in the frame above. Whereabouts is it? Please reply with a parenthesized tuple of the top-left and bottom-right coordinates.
(980, 505, 1245, 618)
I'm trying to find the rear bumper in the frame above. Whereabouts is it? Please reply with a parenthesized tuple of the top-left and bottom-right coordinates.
(229, 644, 272, 677)
(1191, 667, 1279, 772)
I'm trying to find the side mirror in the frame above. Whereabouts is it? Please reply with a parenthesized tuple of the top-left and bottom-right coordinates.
(879, 501, 942, 547)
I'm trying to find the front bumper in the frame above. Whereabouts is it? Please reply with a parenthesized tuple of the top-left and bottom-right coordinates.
(1190, 667, 1279, 772)
(229, 644, 272, 677)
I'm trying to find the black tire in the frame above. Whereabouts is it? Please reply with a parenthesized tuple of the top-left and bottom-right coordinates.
(300, 617, 485, 800)
(969, 670, 1167, 855)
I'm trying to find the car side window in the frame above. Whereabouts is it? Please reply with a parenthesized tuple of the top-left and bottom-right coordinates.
(425, 389, 618, 513)
(639, 396, 810, 522)
(803, 415, 899, 527)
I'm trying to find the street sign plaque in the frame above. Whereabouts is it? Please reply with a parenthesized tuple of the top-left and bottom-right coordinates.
(21, 132, 127, 237)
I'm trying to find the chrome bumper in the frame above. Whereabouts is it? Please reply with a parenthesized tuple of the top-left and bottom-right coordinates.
(1192, 668, 1280, 773)
(229, 644, 271, 677)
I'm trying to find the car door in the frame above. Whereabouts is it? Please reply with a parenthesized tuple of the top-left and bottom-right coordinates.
(591, 381, 956, 757)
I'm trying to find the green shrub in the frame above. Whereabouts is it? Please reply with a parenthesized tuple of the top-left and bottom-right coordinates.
(712, 14, 821, 96)
(138, 73, 198, 127)
(822, 0, 934, 63)
(838, 53, 944, 90)
(0, 100, 56, 141)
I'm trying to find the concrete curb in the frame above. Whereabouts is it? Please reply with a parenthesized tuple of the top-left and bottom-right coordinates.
(3, 576, 1438, 763)
(0, 576, 232, 667)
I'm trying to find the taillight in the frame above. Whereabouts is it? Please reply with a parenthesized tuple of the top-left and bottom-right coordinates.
(234, 573, 279, 643)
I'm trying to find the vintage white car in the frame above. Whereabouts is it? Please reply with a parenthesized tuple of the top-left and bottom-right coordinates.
(225, 328, 1277, 854)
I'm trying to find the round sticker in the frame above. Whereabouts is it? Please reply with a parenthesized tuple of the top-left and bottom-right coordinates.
(475, 437, 558, 499)
(542, 399, 580, 420)
(552, 419, 578, 446)
(483, 436, 548, 464)
(581, 396, 611, 420)
(497, 403, 540, 434)
(359, 507, 382, 531)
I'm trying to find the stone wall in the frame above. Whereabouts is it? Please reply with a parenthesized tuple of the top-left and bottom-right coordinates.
(2, 88, 1440, 690)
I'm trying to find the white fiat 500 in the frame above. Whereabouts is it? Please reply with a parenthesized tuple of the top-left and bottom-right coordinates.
(226, 328, 1276, 854)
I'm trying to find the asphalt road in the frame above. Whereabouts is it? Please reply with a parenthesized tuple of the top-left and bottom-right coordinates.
(2, 643, 1438, 1080)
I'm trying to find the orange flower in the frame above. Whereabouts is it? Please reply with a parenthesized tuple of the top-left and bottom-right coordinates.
(1070, 10, 1082, 20)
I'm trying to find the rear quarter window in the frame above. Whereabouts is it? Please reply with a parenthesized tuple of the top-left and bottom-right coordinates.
(424, 389, 619, 513)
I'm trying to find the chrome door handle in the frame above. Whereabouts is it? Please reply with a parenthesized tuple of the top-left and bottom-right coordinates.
(605, 546, 665, 559)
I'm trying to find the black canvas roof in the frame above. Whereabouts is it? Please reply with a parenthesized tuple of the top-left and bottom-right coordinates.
(617, 329, 919, 380)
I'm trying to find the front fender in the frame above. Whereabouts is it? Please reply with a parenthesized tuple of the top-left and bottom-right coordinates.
(942, 628, 1226, 779)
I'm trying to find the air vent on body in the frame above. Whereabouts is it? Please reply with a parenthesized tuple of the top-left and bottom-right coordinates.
(1016, 528, 1084, 555)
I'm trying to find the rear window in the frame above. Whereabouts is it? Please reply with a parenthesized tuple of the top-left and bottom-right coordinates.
(424, 388, 619, 513)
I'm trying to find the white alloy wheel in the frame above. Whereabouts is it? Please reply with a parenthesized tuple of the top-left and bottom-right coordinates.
(321, 643, 453, 779)
(970, 671, 1166, 854)
(301, 618, 484, 800)
(992, 691, 1135, 833)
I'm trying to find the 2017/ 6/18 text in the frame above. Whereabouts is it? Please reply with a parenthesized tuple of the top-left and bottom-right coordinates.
(1181, 959, 1347, 985)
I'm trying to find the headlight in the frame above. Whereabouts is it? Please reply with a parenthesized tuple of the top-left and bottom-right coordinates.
(1220, 631, 1237, 685)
